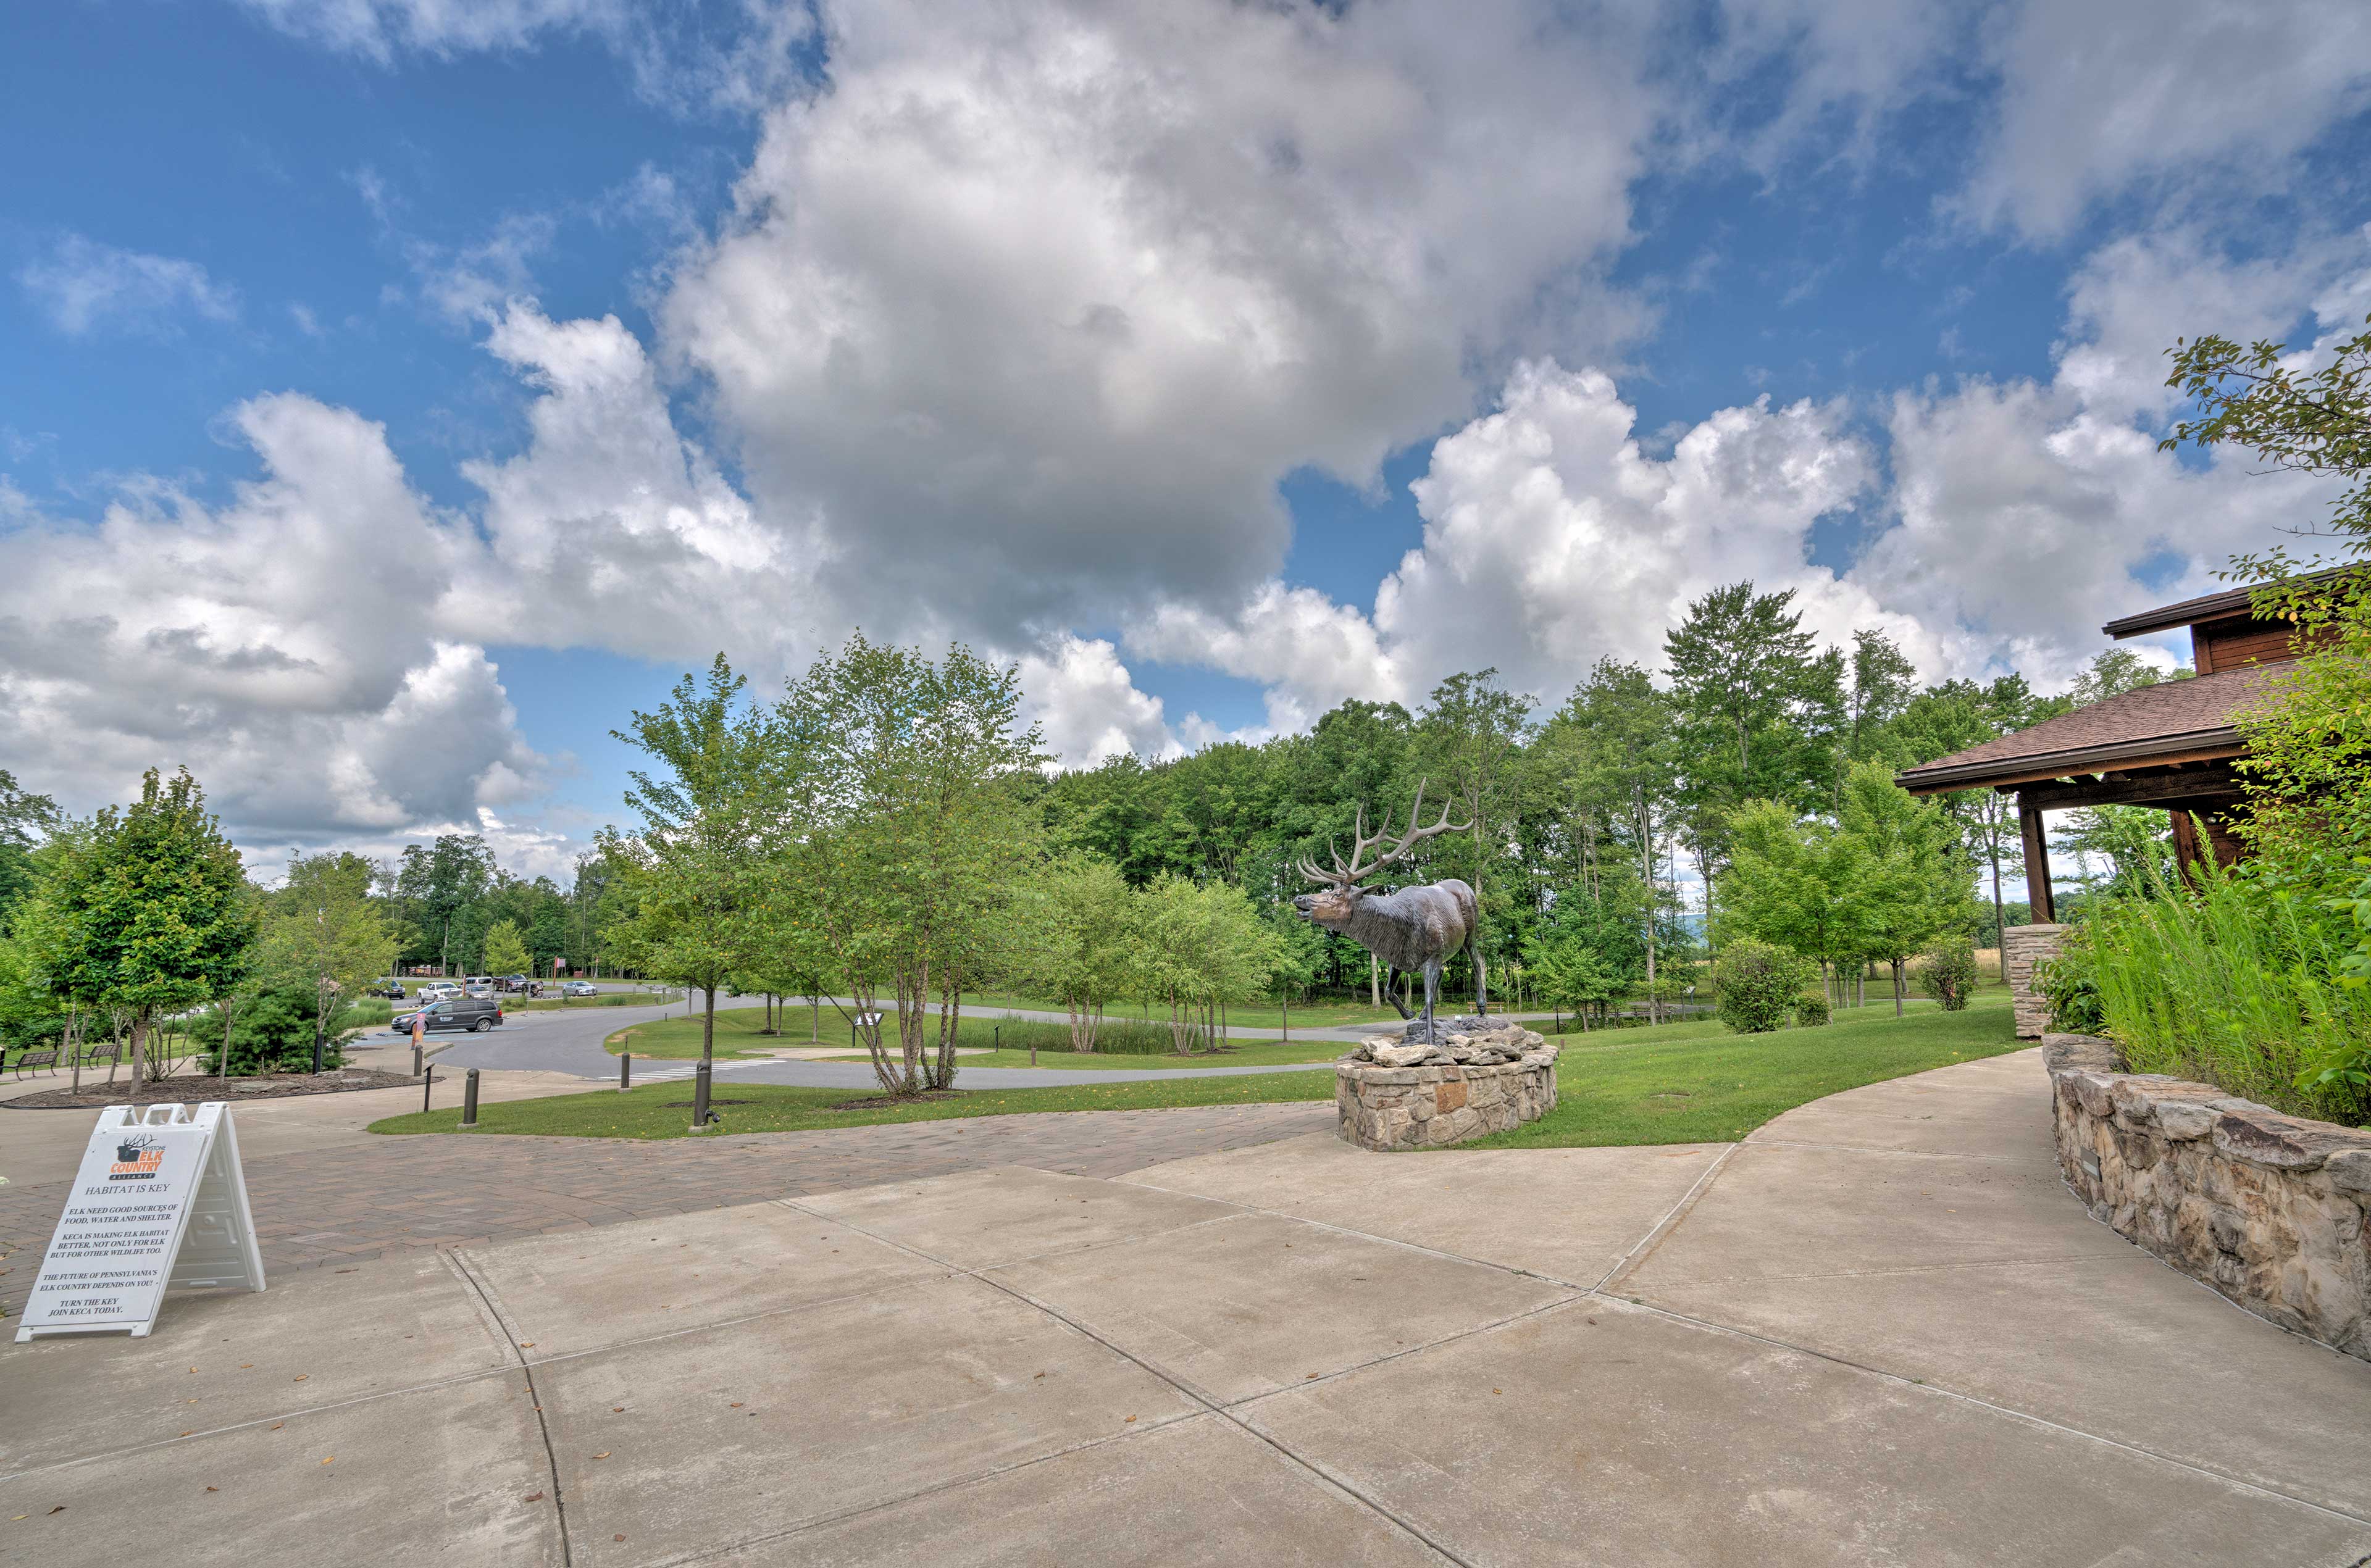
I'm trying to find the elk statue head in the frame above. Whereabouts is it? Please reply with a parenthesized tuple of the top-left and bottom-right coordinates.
(1290, 782, 1469, 932)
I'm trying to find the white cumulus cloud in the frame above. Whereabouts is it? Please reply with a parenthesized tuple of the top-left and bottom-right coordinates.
(19, 234, 240, 336)
(0, 393, 540, 848)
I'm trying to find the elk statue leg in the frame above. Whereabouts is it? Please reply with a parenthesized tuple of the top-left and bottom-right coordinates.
(1384, 967, 1416, 1021)
(1474, 946, 1487, 1018)
(1420, 959, 1442, 1041)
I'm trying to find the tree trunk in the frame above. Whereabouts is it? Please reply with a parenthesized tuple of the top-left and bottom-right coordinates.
(1891, 959, 1905, 1017)
(1369, 953, 1379, 1008)
(931, 967, 963, 1091)
(702, 984, 716, 1064)
(128, 1007, 150, 1090)
(1638, 793, 1659, 1026)
(1987, 817, 2009, 982)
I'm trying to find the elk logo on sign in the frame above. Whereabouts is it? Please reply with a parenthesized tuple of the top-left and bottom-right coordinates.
(109, 1133, 165, 1180)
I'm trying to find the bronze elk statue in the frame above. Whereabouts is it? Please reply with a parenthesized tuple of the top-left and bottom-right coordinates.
(1291, 783, 1484, 1041)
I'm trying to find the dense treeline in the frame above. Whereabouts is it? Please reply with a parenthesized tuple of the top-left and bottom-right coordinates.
(1029, 585, 2174, 1007)
(0, 578, 2181, 1095)
(380, 834, 620, 980)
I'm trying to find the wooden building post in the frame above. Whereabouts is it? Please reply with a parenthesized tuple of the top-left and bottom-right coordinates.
(2168, 810, 2203, 884)
(2017, 794, 2055, 924)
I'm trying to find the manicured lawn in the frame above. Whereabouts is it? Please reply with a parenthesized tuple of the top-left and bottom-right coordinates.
(1468, 988, 2025, 1149)
(367, 1067, 1342, 1141)
(378, 985, 2026, 1145)
(813, 1039, 1350, 1072)
(510, 990, 683, 1011)
(608, 1007, 1361, 1064)
(604, 1007, 836, 1060)
(956, 992, 1403, 1032)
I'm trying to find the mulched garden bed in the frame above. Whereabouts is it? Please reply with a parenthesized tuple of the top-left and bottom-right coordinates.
(2, 1067, 422, 1110)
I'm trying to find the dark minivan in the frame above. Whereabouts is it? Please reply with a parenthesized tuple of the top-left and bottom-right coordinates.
(389, 998, 505, 1035)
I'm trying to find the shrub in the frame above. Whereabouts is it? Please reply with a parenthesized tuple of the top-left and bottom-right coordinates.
(1714, 939, 1805, 1034)
(1793, 989, 1830, 1027)
(1917, 939, 1980, 1012)
(2034, 926, 2105, 1035)
(203, 982, 367, 1075)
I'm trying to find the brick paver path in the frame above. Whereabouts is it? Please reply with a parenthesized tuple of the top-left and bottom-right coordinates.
(0, 1102, 1333, 1314)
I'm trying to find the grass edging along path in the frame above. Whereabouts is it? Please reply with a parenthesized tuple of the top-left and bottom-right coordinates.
(368, 1069, 1341, 1140)
(380, 990, 2025, 1145)
(1469, 989, 2026, 1149)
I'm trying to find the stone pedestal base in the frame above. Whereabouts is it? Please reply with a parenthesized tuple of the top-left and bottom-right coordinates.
(1336, 1046, 1559, 1151)
(2004, 923, 2067, 1038)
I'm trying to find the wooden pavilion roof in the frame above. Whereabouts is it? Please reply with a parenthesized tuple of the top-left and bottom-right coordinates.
(1894, 665, 2277, 796)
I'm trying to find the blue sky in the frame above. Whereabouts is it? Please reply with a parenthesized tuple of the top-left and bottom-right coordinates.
(5, 0, 2369, 879)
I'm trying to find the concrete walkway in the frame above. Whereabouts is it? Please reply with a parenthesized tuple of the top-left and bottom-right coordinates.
(5, 1050, 2369, 1565)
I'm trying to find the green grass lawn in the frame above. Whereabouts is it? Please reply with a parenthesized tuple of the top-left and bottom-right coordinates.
(604, 1007, 829, 1060)
(949, 992, 1404, 1032)
(814, 1038, 1351, 1072)
(382, 986, 2026, 1145)
(510, 990, 683, 1011)
(608, 1007, 1361, 1065)
(1471, 988, 2025, 1149)
(367, 1067, 1342, 1140)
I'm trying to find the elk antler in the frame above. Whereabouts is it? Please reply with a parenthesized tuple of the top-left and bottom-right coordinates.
(1298, 781, 1471, 890)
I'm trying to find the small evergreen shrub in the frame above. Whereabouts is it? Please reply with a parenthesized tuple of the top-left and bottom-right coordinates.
(1715, 939, 1805, 1034)
(1917, 939, 1980, 1012)
(1794, 988, 1831, 1027)
(204, 983, 366, 1075)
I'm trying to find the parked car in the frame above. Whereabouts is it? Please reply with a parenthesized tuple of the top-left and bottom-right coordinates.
(561, 980, 599, 999)
(464, 982, 495, 999)
(388, 998, 505, 1035)
(416, 982, 460, 1003)
(374, 982, 406, 1000)
(500, 974, 530, 993)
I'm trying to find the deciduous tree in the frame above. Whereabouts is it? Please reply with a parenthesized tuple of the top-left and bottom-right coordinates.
(602, 655, 793, 1121)
(784, 635, 1045, 1095)
(43, 769, 252, 1086)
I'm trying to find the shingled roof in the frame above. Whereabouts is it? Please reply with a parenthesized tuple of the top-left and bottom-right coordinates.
(1895, 664, 2283, 794)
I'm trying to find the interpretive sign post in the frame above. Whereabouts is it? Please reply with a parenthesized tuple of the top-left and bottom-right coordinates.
(14, 1101, 265, 1342)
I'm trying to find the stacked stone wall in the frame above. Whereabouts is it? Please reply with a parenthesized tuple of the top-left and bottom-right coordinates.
(2004, 923, 2067, 1038)
(2044, 1033, 2371, 1361)
(1337, 1048, 1557, 1151)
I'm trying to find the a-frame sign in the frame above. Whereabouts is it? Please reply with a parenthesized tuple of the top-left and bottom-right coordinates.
(15, 1102, 266, 1342)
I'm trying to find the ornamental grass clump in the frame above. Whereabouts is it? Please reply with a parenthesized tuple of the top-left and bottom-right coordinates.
(2081, 853, 2370, 1127)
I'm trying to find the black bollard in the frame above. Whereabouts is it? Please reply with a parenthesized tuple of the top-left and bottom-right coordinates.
(422, 1067, 436, 1114)
(619, 1049, 632, 1092)
(461, 1066, 480, 1128)
(690, 1058, 716, 1130)
(412, 1038, 424, 1077)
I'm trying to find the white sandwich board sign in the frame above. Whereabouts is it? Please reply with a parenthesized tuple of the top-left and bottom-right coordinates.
(15, 1101, 265, 1342)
